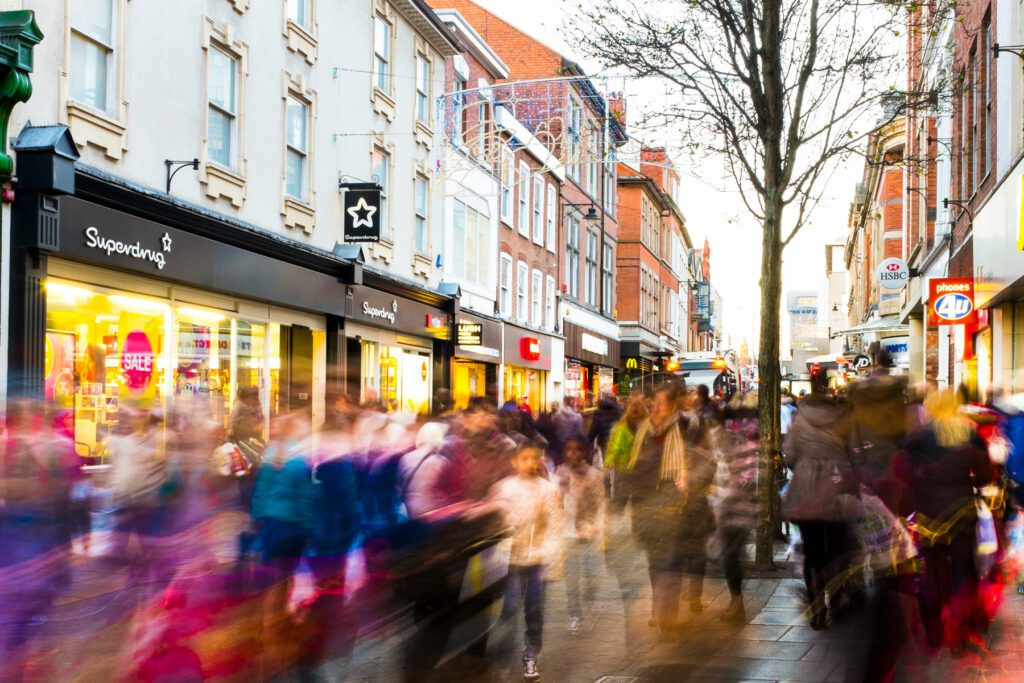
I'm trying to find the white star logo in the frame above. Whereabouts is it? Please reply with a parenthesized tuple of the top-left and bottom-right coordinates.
(392, 300, 398, 312)
(161, 233, 172, 252)
(347, 197, 377, 229)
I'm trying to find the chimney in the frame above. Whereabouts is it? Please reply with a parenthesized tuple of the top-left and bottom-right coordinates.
(607, 91, 627, 131)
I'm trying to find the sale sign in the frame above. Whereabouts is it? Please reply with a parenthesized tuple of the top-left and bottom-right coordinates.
(121, 329, 156, 395)
(929, 277, 977, 326)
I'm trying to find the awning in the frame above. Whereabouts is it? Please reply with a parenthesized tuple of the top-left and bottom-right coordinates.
(830, 317, 909, 338)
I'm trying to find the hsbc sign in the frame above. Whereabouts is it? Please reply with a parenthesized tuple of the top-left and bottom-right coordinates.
(877, 258, 909, 290)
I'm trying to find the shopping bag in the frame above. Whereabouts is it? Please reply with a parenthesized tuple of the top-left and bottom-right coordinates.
(976, 498, 999, 577)
(851, 491, 917, 573)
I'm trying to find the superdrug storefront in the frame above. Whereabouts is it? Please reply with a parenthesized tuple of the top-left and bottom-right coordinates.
(6, 162, 452, 459)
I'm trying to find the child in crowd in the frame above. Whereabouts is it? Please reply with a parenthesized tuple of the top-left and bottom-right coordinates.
(490, 445, 563, 680)
(556, 435, 606, 634)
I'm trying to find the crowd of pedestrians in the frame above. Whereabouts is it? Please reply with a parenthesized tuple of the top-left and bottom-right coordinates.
(3, 358, 1024, 681)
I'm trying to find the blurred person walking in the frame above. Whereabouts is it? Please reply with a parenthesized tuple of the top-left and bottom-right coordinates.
(556, 435, 606, 634)
(896, 389, 997, 654)
(0, 401, 74, 680)
(588, 394, 623, 461)
(782, 386, 853, 630)
(491, 445, 564, 680)
(622, 383, 715, 638)
(715, 392, 761, 622)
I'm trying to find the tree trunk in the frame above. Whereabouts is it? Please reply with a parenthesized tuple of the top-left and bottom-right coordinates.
(755, 198, 784, 571)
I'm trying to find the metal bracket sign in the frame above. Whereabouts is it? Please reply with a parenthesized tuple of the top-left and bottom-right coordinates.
(929, 277, 977, 325)
(342, 183, 382, 243)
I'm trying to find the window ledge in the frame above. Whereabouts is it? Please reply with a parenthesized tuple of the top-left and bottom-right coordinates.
(66, 101, 128, 160)
(415, 121, 433, 148)
(501, 215, 514, 228)
(370, 239, 394, 264)
(284, 19, 318, 64)
(282, 196, 316, 234)
(201, 163, 246, 208)
(372, 88, 396, 122)
(227, 0, 250, 13)
(412, 252, 432, 277)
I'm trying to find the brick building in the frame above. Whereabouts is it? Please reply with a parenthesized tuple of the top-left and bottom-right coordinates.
(427, 0, 627, 404)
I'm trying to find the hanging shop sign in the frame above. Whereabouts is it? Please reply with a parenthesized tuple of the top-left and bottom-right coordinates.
(342, 186, 382, 243)
(929, 277, 977, 325)
(877, 257, 909, 291)
(457, 321, 483, 346)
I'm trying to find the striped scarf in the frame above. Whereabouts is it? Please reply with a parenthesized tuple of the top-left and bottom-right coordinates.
(627, 414, 686, 482)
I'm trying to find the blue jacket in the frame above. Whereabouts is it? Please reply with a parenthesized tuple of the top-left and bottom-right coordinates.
(252, 446, 316, 530)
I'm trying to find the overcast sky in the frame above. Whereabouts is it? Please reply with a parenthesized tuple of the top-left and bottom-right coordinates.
(473, 0, 867, 350)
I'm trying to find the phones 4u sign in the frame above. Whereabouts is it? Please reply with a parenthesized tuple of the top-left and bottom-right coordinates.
(929, 277, 977, 325)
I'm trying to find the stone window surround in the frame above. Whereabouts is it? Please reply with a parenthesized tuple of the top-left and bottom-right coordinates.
(281, 72, 317, 235)
(412, 160, 432, 279)
(200, 18, 249, 208)
(413, 36, 433, 148)
(371, 0, 397, 122)
(59, 0, 129, 160)
(283, 0, 318, 64)
(368, 133, 395, 263)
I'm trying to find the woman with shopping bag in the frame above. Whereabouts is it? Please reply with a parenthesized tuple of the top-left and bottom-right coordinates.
(781, 387, 855, 630)
(895, 389, 997, 654)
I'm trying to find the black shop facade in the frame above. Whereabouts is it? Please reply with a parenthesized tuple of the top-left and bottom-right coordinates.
(7, 153, 453, 461)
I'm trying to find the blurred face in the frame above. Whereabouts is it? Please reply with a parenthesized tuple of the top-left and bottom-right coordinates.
(512, 447, 542, 478)
(651, 391, 674, 425)
(564, 440, 587, 467)
(464, 409, 496, 437)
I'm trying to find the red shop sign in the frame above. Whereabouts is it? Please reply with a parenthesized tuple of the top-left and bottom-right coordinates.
(929, 277, 977, 326)
(520, 337, 541, 361)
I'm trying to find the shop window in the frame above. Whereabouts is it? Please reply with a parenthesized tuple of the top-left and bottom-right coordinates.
(359, 339, 431, 414)
(504, 366, 546, 413)
(41, 280, 323, 461)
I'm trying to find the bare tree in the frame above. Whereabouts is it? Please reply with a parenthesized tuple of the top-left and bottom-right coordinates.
(568, 0, 903, 567)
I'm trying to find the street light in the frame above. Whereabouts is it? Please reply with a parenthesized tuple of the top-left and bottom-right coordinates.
(565, 202, 599, 224)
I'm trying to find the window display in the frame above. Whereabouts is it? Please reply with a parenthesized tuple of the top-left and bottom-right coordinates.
(45, 279, 298, 461)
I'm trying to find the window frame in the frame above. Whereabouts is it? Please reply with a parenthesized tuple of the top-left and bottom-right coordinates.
(584, 229, 599, 307)
(206, 46, 238, 171)
(565, 214, 580, 300)
(518, 161, 531, 237)
(531, 269, 543, 326)
(499, 254, 513, 317)
(372, 145, 391, 239)
(602, 242, 614, 316)
(414, 174, 429, 255)
(567, 96, 582, 180)
(373, 12, 393, 95)
(288, 0, 313, 31)
(545, 274, 556, 330)
(68, 0, 116, 113)
(532, 175, 545, 244)
(545, 184, 557, 252)
(500, 146, 514, 224)
(284, 95, 310, 201)
(587, 121, 600, 198)
(516, 261, 529, 322)
(415, 54, 431, 126)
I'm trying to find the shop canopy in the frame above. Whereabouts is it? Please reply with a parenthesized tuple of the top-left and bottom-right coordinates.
(830, 317, 909, 338)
